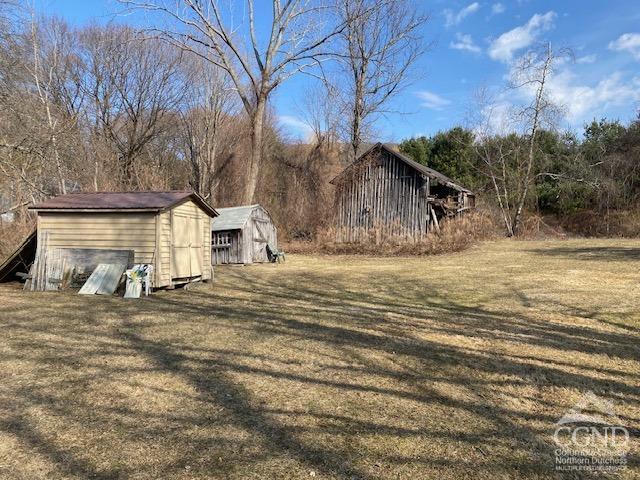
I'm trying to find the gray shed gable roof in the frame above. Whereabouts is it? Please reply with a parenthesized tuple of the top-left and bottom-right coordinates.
(212, 204, 265, 231)
(330, 143, 473, 194)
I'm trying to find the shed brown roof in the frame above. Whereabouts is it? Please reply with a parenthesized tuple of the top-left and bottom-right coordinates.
(29, 191, 218, 217)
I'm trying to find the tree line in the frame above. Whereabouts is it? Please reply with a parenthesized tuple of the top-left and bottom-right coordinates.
(0, 0, 427, 251)
(399, 117, 640, 235)
(400, 42, 639, 237)
(0, 1, 638, 257)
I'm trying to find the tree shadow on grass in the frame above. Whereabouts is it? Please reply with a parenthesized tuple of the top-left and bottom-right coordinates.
(528, 246, 640, 261)
(0, 263, 638, 479)
(147, 272, 639, 469)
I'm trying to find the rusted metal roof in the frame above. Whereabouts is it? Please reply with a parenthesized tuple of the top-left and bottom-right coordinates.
(330, 143, 474, 194)
(29, 191, 218, 217)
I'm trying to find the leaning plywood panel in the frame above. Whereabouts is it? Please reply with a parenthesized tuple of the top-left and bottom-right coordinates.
(56, 248, 133, 276)
(79, 264, 109, 294)
(96, 264, 126, 295)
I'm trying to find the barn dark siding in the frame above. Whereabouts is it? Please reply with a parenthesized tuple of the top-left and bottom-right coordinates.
(335, 150, 430, 242)
(333, 144, 474, 243)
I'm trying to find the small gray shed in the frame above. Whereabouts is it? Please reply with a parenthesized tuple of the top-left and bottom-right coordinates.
(211, 204, 277, 265)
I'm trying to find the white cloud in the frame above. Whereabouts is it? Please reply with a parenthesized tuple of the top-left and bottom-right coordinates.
(415, 91, 451, 110)
(576, 54, 597, 64)
(491, 3, 505, 14)
(444, 2, 480, 27)
(608, 33, 640, 60)
(278, 115, 314, 140)
(450, 33, 481, 53)
(546, 69, 640, 122)
(478, 62, 640, 134)
(503, 62, 640, 127)
(488, 11, 556, 62)
(478, 100, 514, 136)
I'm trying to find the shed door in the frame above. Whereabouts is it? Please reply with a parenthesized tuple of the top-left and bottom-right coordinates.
(190, 216, 203, 276)
(171, 212, 202, 278)
(253, 220, 268, 262)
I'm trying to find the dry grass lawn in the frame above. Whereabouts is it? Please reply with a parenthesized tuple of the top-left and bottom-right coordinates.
(0, 239, 638, 479)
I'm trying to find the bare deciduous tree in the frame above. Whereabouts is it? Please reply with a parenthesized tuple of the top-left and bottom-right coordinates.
(79, 24, 189, 188)
(28, 15, 80, 194)
(0, 12, 82, 206)
(508, 42, 568, 234)
(473, 43, 568, 236)
(120, 0, 345, 203)
(299, 79, 341, 149)
(179, 57, 242, 202)
(335, 0, 426, 160)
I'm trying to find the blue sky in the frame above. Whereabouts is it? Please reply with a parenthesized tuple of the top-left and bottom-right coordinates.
(35, 0, 640, 141)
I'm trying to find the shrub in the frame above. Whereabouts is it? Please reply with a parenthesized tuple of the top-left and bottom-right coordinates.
(284, 211, 499, 256)
(559, 210, 640, 237)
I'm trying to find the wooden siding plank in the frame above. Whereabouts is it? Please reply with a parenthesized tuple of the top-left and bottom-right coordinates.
(334, 147, 433, 243)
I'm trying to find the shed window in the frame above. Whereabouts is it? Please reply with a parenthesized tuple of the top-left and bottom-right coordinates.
(215, 232, 230, 246)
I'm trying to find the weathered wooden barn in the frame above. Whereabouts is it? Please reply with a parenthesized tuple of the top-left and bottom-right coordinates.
(331, 143, 475, 242)
(28, 191, 217, 288)
(211, 204, 277, 264)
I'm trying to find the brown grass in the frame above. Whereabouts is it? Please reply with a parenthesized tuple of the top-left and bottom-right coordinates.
(285, 211, 499, 256)
(0, 239, 638, 479)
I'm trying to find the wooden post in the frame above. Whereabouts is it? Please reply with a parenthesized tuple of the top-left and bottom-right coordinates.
(430, 207, 440, 234)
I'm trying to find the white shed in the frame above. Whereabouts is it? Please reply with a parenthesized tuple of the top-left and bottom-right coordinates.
(211, 204, 277, 264)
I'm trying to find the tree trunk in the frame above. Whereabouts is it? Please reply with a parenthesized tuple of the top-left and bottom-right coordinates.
(511, 136, 536, 235)
(350, 105, 361, 162)
(489, 172, 514, 236)
(243, 97, 266, 204)
(511, 114, 541, 235)
(93, 157, 99, 191)
(511, 44, 553, 235)
(123, 153, 135, 187)
(51, 135, 67, 195)
(350, 65, 366, 162)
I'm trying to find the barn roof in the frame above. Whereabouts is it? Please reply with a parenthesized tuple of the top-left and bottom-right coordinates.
(29, 191, 218, 217)
(330, 143, 473, 194)
(212, 204, 262, 231)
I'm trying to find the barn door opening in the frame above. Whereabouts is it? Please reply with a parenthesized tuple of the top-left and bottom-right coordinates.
(212, 231, 231, 264)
